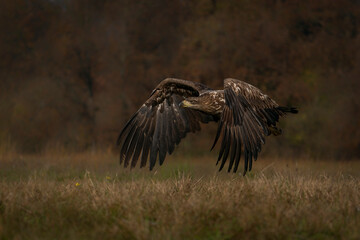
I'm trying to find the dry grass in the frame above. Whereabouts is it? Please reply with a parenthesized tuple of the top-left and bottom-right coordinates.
(0, 152, 359, 240)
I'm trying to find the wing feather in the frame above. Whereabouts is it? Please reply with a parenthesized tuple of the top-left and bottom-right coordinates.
(124, 127, 140, 167)
(233, 127, 242, 173)
(227, 129, 237, 172)
(131, 131, 144, 168)
(117, 78, 215, 170)
(149, 107, 161, 170)
(216, 122, 229, 165)
(213, 79, 270, 173)
(140, 136, 151, 168)
(120, 122, 137, 165)
(213, 78, 297, 174)
(219, 126, 232, 172)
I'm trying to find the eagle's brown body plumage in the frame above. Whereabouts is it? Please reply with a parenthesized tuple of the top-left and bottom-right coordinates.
(117, 78, 297, 175)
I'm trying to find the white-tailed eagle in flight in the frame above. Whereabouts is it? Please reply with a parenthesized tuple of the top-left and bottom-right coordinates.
(117, 78, 298, 175)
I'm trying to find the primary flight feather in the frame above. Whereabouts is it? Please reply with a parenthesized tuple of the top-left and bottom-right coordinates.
(117, 78, 298, 175)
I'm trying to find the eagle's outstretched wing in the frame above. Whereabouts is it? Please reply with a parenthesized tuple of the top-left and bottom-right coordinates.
(212, 78, 297, 175)
(117, 78, 215, 170)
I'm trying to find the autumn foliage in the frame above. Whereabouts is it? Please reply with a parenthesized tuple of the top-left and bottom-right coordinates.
(0, 0, 359, 158)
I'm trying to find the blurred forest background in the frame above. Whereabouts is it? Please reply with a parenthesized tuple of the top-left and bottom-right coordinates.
(0, 0, 359, 159)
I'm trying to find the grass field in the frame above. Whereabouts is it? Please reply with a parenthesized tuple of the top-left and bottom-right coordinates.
(0, 151, 359, 240)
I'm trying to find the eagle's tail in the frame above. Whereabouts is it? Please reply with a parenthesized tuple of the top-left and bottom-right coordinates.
(277, 106, 298, 114)
(265, 106, 297, 136)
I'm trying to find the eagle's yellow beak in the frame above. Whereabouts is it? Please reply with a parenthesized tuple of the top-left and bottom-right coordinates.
(179, 100, 192, 108)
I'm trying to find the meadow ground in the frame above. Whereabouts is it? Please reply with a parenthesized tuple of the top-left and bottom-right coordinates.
(0, 151, 359, 240)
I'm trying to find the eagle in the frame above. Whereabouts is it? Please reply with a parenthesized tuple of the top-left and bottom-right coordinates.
(117, 78, 297, 175)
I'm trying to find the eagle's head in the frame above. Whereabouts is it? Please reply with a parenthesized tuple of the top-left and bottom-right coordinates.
(179, 98, 201, 109)
(179, 94, 223, 115)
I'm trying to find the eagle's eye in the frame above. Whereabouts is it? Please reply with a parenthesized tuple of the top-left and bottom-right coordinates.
(187, 98, 199, 104)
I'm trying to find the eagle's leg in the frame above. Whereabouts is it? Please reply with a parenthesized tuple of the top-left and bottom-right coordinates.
(268, 126, 282, 136)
